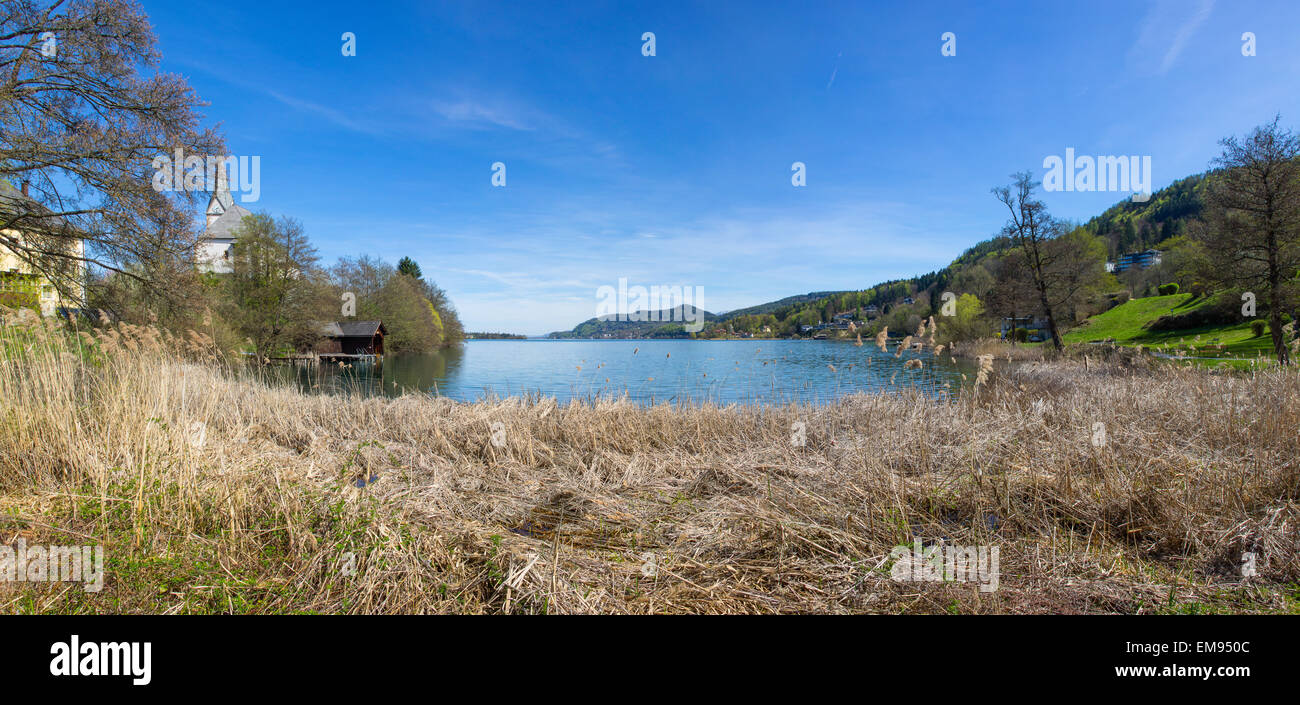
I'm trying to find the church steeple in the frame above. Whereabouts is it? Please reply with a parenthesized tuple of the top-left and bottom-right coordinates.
(205, 161, 235, 227)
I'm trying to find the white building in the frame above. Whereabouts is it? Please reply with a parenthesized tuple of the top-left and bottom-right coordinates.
(0, 179, 86, 316)
(196, 166, 251, 274)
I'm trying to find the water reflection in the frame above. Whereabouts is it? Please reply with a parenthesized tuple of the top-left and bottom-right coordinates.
(266, 339, 977, 405)
(286, 343, 466, 398)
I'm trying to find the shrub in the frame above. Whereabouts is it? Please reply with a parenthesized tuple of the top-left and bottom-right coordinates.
(1158, 283, 1180, 296)
(1147, 293, 1239, 332)
(1012, 327, 1029, 342)
(1251, 320, 1268, 338)
(0, 290, 39, 311)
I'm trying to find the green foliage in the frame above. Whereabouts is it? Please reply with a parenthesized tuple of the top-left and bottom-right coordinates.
(0, 272, 39, 311)
(1157, 283, 1179, 295)
(220, 213, 326, 357)
(1064, 293, 1271, 357)
(329, 256, 462, 352)
(1145, 293, 1237, 331)
(0, 290, 38, 310)
(936, 293, 991, 343)
(373, 273, 443, 353)
(1085, 173, 1207, 259)
(1251, 319, 1268, 338)
(397, 256, 423, 279)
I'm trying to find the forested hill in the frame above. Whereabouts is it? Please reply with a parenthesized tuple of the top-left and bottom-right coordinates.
(704, 170, 1212, 337)
(718, 291, 851, 318)
(1084, 172, 1207, 259)
(548, 305, 718, 338)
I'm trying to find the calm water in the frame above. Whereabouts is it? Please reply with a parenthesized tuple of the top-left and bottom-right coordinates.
(278, 339, 977, 405)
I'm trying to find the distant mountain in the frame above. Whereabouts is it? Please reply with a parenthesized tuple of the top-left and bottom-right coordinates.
(548, 304, 718, 339)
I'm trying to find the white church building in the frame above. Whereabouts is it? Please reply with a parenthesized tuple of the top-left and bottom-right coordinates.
(196, 166, 251, 274)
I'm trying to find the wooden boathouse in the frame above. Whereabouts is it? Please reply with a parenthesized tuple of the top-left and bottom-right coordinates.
(316, 321, 385, 361)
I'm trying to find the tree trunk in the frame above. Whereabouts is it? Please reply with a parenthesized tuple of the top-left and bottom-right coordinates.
(1038, 284, 1063, 349)
(1269, 251, 1289, 364)
(1268, 226, 1290, 365)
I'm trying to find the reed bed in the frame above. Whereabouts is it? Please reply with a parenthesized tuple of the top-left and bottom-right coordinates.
(1, 310, 1297, 613)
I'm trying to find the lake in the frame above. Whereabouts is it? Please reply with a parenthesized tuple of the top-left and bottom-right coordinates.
(277, 339, 977, 405)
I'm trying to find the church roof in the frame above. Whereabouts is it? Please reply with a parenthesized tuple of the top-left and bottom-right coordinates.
(204, 202, 252, 241)
(206, 186, 234, 221)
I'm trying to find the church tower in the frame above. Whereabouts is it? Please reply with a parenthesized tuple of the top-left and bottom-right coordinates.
(196, 161, 252, 274)
(205, 162, 235, 227)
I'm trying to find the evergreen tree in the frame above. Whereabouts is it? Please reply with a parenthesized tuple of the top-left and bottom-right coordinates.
(397, 257, 423, 279)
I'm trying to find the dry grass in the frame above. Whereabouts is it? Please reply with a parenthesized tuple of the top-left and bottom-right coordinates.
(2, 310, 1298, 614)
(951, 338, 1048, 361)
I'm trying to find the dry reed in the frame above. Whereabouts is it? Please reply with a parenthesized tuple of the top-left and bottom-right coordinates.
(1, 311, 1297, 613)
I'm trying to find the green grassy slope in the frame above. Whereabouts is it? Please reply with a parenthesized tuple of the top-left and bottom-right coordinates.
(1063, 293, 1274, 358)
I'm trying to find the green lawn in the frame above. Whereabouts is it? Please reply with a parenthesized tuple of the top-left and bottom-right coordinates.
(1063, 293, 1276, 359)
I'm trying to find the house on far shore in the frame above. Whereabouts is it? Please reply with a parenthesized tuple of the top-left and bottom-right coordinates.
(316, 321, 385, 358)
(1000, 316, 1051, 341)
(1112, 249, 1163, 274)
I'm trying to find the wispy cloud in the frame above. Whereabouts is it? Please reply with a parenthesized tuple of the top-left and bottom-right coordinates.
(263, 90, 385, 136)
(826, 52, 842, 90)
(431, 99, 535, 131)
(175, 57, 386, 137)
(1130, 0, 1216, 75)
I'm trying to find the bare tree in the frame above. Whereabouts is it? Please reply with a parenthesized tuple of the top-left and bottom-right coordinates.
(0, 0, 221, 306)
(983, 249, 1037, 341)
(1047, 225, 1113, 324)
(1197, 117, 1300, 364)
(993, 173, 1066, 348)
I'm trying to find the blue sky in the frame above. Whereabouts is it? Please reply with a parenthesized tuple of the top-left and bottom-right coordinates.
(142, 0, 1300, 335)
